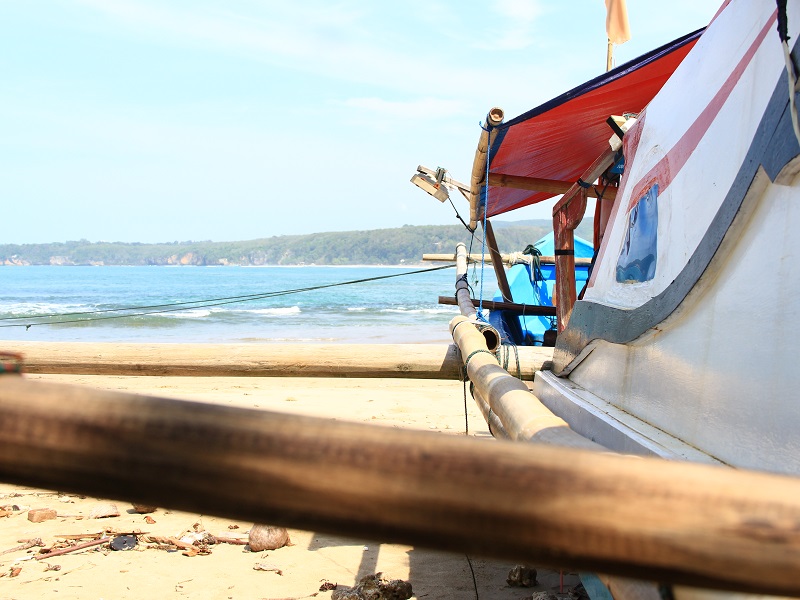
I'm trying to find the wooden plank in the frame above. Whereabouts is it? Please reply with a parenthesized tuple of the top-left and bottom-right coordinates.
(438, 295, 557, 316)
(483, 219, 513, 302)
(489, 173, 617, 201)
(483, 219, 525, 342)
(5, 341, 554, 382)
(552, 147, 618, 216)
(4, 376, 800, 595)
(4, 342, 463, 380)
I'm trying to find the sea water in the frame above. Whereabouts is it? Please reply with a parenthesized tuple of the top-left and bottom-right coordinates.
(0, 265, 497, 344)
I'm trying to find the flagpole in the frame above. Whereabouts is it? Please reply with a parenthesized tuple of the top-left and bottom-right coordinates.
(604, 0, 630, 71)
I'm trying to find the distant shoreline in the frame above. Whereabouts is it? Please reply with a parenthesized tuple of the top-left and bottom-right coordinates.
(1, 221, 585, 267)
(0, 263, 433, 268)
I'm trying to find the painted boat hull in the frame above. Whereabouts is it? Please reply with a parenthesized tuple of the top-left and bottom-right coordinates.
(547, 0, 800, 474)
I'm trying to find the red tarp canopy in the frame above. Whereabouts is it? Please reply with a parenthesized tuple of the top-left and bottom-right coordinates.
(482, 29, 703, 218)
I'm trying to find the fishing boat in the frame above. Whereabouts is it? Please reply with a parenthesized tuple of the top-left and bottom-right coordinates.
(426, 0, 800, 476)
(6, 0, 800, 597)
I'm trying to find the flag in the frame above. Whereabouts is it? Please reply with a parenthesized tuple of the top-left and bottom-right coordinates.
(605, 0, 631, 44)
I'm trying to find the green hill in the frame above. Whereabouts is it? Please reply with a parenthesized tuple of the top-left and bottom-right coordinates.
(0, 220, 594, 266)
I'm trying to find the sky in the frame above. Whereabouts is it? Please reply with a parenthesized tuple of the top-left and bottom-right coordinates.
(2, 0, 722, 244)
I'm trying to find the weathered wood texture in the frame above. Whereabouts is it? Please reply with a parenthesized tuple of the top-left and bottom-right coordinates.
(488, 172, 617, 201)
(1, 342, 549, 380)
(3, 376, 800, 595)
(483, 220, 513, 303)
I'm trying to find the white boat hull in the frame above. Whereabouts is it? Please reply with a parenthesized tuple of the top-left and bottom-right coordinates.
(550, 0, 800, 475)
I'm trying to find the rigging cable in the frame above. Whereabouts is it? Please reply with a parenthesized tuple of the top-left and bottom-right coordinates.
(0, 264, 455, 329)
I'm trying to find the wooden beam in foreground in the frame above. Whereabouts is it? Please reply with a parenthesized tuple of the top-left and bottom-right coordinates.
(0, 341, 554, 381)
(489, 172, 617, 201)
(3, 376, 800, 595)
(438, 295, 557, 316)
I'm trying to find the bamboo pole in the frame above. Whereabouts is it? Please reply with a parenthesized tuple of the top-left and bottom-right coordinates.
(3, 377, 800, 594)
(449, 315, 600, 450)
(423, 253, 593, 267)
(469, 108, 505, 230)
(452, 243, 501, 352)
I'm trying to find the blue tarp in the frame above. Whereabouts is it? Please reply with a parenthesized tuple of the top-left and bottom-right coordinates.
(491, 234, 593, 345)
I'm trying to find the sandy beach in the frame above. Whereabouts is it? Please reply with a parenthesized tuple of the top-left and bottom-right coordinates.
(0, 346, 575, 600)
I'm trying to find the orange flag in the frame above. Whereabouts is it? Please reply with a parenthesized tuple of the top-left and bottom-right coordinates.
(605, 0, 631, 44)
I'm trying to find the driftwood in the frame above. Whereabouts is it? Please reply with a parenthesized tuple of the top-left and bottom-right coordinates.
(212, 536, 248, 546)
(35, 537, 109, 560)
(3, 378, 800, 594)
(0, 539, 42, 556)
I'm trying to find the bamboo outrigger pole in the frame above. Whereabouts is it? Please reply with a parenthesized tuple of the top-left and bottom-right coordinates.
(3, 375, 800, 595)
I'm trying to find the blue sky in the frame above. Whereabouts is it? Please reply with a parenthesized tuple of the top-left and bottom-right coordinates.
(3, 0, 720, 244)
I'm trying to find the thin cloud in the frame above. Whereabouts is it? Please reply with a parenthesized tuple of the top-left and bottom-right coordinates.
(71, 0, 486, 95)
(474, 0, 547, 51)
(343, 97, 469, 121)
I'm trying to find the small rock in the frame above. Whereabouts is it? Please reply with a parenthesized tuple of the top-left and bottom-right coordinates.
(131, 504, 157, 514)
(144, 515, 156, 524)
(248, 525, 289, 552)
(507, 565, 538, 587)
(89, 503, 120, 519)
(27, 508, 57, 523)
(319, 581, 338, 591)
(332, 590, 362, 600)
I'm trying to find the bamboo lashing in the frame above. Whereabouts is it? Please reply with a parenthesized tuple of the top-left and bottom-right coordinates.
(3, 376, 800, 594)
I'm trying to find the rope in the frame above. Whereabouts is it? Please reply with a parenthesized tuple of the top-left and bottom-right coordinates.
(0, 264, 456, 330)
(465, 554, 479, 600)
(463, 348, 496, 372)
(495, 343, 520, 378)
(777, 0, 800, 147)
(447, 196, 472, 231)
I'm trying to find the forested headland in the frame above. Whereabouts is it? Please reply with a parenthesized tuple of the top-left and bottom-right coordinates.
(1, 220, 593, 266)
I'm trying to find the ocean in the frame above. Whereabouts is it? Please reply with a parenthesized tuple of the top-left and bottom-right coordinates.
(0, 265, 498, 344)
